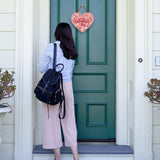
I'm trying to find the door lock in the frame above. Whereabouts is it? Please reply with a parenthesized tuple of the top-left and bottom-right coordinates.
(138, 58, 143, 63)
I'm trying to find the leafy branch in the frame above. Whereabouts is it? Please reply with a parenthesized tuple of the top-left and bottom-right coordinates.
(0, 68, 16, 102)
(144, 79, 160, 104)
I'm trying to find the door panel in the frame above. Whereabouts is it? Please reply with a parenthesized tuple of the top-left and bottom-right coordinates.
(50, 0, 116, 140)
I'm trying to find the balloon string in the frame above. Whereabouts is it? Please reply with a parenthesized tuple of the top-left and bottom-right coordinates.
(78, 5, 88, 13)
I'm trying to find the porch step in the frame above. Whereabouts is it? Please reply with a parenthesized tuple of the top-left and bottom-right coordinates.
(33, 144, 133, 160)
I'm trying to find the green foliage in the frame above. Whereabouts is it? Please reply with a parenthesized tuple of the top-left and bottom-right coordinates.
(144, 79, 160, 104)
(0, 68, 16, 101)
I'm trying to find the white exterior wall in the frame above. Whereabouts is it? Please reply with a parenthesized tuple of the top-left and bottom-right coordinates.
(0, 0, 16, 160)
(0, 0, 157, 160)
(152, 0, 160, 160)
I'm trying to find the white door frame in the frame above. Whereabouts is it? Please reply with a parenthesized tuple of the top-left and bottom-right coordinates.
(14, 0, 153, 160)
(14, 0, 34, 160)
(133, 0, 152, 159)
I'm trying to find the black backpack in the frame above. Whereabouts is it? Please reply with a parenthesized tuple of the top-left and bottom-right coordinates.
(34, 43, 65, 119)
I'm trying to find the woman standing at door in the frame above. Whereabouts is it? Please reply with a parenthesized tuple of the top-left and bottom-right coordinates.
(37, 23, 79, 160)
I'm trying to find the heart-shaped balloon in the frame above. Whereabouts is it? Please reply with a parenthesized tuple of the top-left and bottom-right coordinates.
(71, 6, 94, 32)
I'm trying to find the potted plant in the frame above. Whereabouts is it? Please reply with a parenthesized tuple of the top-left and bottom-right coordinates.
(144, 79, 160, 104)
(0, 68, 16, 143)
(144, 78, 160, 113)
(0, 68, 16, 114)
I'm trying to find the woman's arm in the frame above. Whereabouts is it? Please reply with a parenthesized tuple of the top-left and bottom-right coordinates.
(37, 43, 53, 73)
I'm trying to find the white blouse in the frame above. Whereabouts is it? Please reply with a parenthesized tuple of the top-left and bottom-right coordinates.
(37, 41, 75, 82)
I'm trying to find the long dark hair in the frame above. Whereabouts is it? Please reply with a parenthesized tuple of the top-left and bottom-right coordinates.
(54, 23, 78, 60)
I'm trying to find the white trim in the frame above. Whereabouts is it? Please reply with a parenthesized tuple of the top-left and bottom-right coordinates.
(116, 2, 153, 159)
(127, 0, 135, 147)
(116, 0, 135, 146)
(133, 0, 152, 160)
(116, 0, 129, 145)
(34, 0, 50, 145)
(14, 0, 34, 159)
(33, 154, 133, 160)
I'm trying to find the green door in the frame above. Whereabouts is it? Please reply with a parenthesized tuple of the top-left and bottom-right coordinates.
(50, 0, 116, 140)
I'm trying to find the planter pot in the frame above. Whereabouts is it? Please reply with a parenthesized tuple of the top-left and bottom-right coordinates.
(0, 104, 12, 116)
(0, 104, 12, 144)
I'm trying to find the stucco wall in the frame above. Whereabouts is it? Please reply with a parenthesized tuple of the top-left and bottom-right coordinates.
(152, 0, 160, 160)
(0, 0, 16, 160)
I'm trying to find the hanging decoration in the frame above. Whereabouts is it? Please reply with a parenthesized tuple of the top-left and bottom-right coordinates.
(71, 5, 94, 33)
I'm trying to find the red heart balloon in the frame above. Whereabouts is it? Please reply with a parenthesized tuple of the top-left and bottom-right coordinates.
(71, 12, 94, 32)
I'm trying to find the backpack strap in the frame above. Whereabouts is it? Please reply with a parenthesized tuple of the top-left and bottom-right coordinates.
(53, 43, 57, 69)
(52, 43, 66, 119)
(58, 74, 66, 119)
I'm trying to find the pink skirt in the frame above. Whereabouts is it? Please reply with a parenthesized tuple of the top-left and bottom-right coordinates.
(42, 81, 77, 149)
